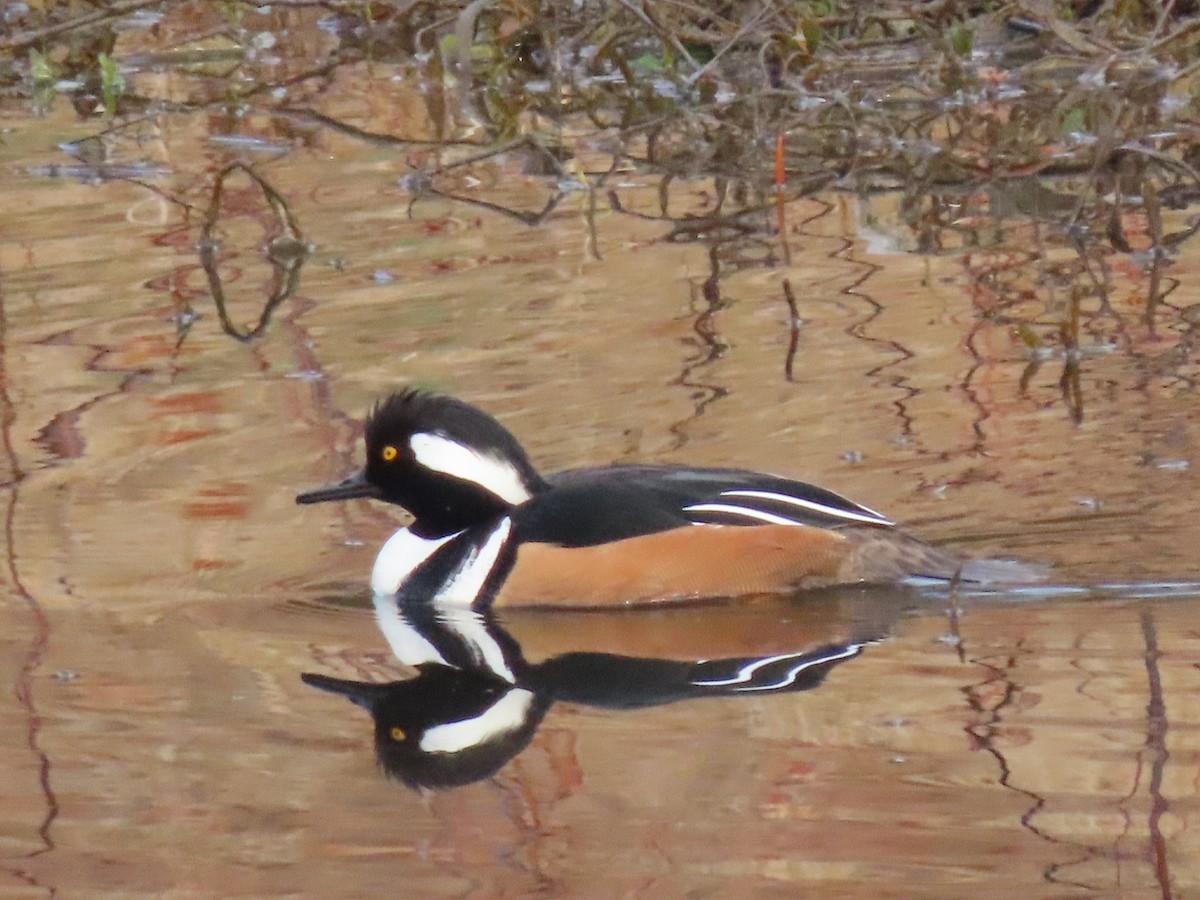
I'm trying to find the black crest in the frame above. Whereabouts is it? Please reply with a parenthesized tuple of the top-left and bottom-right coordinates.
(365, 390, 540, 478)
(356, 390, 547, 536)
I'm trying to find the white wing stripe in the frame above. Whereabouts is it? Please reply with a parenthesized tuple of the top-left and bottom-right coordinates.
(683, 503, 802, 526)
(720, 489, 893, 525)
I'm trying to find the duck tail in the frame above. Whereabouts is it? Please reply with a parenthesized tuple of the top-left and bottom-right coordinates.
(839, 529, 1047, 586)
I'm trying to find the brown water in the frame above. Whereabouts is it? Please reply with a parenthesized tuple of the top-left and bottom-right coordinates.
(4, 4, 1200, 897)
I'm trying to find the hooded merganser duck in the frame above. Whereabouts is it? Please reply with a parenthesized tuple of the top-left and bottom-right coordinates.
(296, 390, 1042, 607)
(303, 597, 877, 789)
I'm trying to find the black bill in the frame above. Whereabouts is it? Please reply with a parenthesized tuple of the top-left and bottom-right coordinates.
(300, 672, 393, 709)
(295, 469, 381, 504)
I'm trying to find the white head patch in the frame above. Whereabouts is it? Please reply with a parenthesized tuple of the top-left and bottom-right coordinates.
(409, 432, 533, 505)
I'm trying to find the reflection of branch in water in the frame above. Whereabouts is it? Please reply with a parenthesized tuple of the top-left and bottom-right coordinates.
(198, 162, 309, 343)
(427, 134, 570, 178)
(1058, 354, 1084, 425)
(965, 241, 1100, 430)
(0, 288, 59, 898)
(606, 188, 770, 233)
(961, 316, 996, 455)
(832, 226, 917, 441)
(780, 279, 801, 383)
(393, 136, 577, 225)
(1059, 287, 1086, 425)
(667, 244, 729, 451)
(414, 187, 565, 227)
(1139, 611, 1174, 900)
(606, 174, 835, 236)
(1107, 144, 1200, 331)
(959, 645, 1107, 892)
(275, 106, 483, 150)
(0, 0, 161, 52)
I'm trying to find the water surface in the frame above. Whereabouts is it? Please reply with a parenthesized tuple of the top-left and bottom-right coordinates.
(3, 4, 1200, 897)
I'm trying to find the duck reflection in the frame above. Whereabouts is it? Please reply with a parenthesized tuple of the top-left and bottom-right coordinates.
(304, 589, 907, 790)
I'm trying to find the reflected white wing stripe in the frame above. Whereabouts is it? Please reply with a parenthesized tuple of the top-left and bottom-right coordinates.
(720, 489, 893, 526)
(683, 503, 801, 526)
(691, 643, 865, 692)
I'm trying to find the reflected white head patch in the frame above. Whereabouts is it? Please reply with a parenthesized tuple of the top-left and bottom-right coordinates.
(419, 689, 535, 753)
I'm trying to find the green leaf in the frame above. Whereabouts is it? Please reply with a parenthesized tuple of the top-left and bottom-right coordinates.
(629, 52, 664, 73)
(1060, 107, 1087, 135)
(29, 49, 55, 84)
(98, 53, 127, 116)
(949, 22, 972, 57)
(801, 20, 821, 54)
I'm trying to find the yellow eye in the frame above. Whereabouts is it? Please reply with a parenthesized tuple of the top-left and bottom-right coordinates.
(381, 445, 398, 462)
(390, 726, 406, 742)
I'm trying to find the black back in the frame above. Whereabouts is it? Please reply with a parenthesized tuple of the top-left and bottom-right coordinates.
(514, 464, 893, 547)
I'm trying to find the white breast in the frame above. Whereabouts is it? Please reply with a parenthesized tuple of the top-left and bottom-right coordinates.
(370, 517, 515, 605)
(370, 528, 457, 596)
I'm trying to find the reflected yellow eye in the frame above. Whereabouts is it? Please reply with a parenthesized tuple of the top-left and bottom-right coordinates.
(390, 726, 406, 742)
(381, 445, 398, 462)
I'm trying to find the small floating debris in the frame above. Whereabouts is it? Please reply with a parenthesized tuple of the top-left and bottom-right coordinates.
(398, 172, 432, 194)
(284, 370, 324, 381)
(119, 48, 244, 68)
(1155, 458, 1190, 472)
(840, 450, 864, 465)
(53, 670, 81, 682)
(1075, 497, 1104, 511)
(112, 8, 165, 32)
(1138, 451, 1190, 471)
(27, 163, 171, 181)
(1027, 342, 1118, 361)
(372, 269, 396, 283)
(208, 134, 292, 154)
